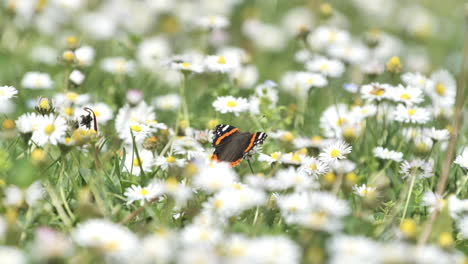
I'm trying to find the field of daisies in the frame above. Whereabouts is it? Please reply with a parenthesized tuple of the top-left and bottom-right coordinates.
(0, 0, 468, 263)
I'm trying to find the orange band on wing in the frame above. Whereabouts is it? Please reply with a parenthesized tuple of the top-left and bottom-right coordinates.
(215, 128, 238, 145)
(211, 153, 220, 161)
(230, 158, 242, 167)
(243, 132, 257, 153)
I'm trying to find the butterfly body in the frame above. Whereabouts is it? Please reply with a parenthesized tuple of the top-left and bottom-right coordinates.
(211, 124, 267, 167)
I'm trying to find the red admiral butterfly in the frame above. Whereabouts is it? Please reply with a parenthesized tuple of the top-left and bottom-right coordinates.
(211, 124, 267, 167)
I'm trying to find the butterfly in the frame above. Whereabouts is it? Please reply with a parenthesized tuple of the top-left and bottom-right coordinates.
(211, 124, 267, 167)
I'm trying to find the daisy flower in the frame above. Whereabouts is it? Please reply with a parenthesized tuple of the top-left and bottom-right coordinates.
(170, 60, 204, 73)
(75, 45, 95, 66)
(457, 216, 468, 239)
(305, 57, 345, 77)
(0, 86, 18, 100)
(16, 112, 40, 134)
(401, 72, 433, 90)
(101, 57, 135, 75)
(427, 69, 456, 107)
(307, 26, 350, 50)
(421, 191, 445, 213)
(425, 127, 449, 141)
(152, 94, 181, 111)
(204, 55, 239, 73)
(390, 84, 424, 105)
(299, 156, 329, 177)
(205, 184, 266, 218)
(269, 167, 317, 191)
(353, 184, 377, 198)
(254, 80, 279, 106)
(197, 15, 229, 29)
(400, 159, 433, 179)
(21, 72, 53, 89)
(373, 147, 403, 162)
(392, 104, 430, 124)
(212, 96, 249, 116)
(258, 152, 282, 164)
(69, 70, 85, 85)
(193, 162, 239, 193)
(123, 149, 155, 176)
(298, 72, 328, 88)
(31, 114, 68, 146)
(124, 183, 163, 205)
(360, 83, 392, 102)
(73, 219, 138, 260)
(454, 148, 468, 170)
(280, 152, 306, 165)
(154, 155, 186, 170)
(319, 140, 352, 164)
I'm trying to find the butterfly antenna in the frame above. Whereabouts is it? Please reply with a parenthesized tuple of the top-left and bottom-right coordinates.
(247, 159, 255, 174)
(84, 107, 98, 133)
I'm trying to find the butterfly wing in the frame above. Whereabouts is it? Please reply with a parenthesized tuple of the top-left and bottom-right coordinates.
(212, 124, 239, 147)
(242, 132, 268, 154)
(211, 125, 268, 167)
(214, 132, 252, 162)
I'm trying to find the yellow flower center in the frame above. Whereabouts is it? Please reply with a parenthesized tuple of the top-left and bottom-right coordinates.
(133, 158, 141, 167)
(345, 173, 358, 184)
(63, 51, 75, 61)
(311, 136, 322, 142)
(44, 124, 55, 135)
(39, 98, 50, 110)
(64, 107, 74, 116)
(31, 149, 46, 162)
(330, 149, 340, 158)
(181, 62, 190, 68)
(386, 56, 401, 73)
(399, 219, 416, 237)
(319, 64, 329, 71)
(291, 153, 302, 162)
(309, 211, 327, 226)
(270, 152, 280, 160)
(131, 125, 142, 132)
(232, 183, 242, 190)
(400, 93, 411, 100)
(214, 199, 223, 209)
(435, 83, 445, 95)
(166, 178, 178, 191)
(2, 119, 15, 130)
(307, 78, 314, 85)
(407, 109, 416, 116)
(343, 127, 356, 138)
(0, 90, 4, 96)
(324, 172, 335, 184)
(66, 36, 77, 46)
(94, 110, 101, 117)
(309, 163, 318, 171)
(227, 101, 237, 107)
(166, 156, 176, 163)
(329, 30, 337, 42)
(370, 87, 385, 96)
(281, 132, 294, 142)
(102, 241, 119, 252)
(66, 92, 78, 101)
(217, 56, 226, 64)
(139, 188, 149, 196)
(34, 78, 43, 87)
(336, 117, 347, 126)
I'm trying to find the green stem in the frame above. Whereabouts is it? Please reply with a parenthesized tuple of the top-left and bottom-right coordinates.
(180, 74, 190, 128)
(455, 172, 468, 196)
(401, 174, 416, 222)
(45, 183, 73, 228)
